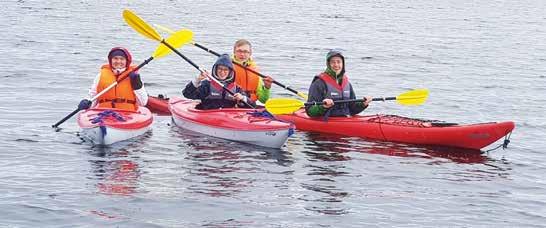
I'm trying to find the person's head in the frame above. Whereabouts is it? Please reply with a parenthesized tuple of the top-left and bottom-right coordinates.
(108, 47, 132, 75)
(212, 54, 234, 83)
(326, 49, 345, 76)
(233, 39, 252, 62)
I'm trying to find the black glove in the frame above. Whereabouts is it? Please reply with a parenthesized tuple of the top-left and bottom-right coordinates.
(78, 99, 92, 110)
(129, 72, 143, 90)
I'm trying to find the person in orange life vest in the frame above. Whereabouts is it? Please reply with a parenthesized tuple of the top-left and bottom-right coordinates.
(78, 47, 148, 111)
(305, 49, 372, 117)
(231, 39, 273, 103)
(182, 54, 255, 110)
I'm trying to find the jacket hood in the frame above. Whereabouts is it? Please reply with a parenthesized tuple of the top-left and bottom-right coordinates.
(212, 54, 235, 84)
(325, 49, 345, 78)
(108, 47, 132, 69)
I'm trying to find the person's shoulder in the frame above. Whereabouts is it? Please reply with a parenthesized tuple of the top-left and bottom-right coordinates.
(237, 63, 258, 70)
(311, 74, 326, 84)
(246, 58, 258, 67)
(250, 62, 258, 69)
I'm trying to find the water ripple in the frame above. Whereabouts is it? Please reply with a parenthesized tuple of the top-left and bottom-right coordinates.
(1, 0, 545, 227)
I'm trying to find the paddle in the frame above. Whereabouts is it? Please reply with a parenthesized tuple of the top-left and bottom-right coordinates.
(51, 26, 193, 129)
(153, 24, 309, 100)
(123, 10, 255, 109)
(264, 89, 429, 115)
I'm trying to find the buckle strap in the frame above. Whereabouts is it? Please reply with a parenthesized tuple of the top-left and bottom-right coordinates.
(98, 98, 136, 104)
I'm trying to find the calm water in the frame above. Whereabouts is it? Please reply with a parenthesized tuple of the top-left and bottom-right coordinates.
(1, 0, 545, 227)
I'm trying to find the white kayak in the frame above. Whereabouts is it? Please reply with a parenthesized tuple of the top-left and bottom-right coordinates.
(77, 107, 153, 145)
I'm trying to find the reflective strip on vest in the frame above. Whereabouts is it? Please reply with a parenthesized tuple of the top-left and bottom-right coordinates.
(206, 80, 237, 100)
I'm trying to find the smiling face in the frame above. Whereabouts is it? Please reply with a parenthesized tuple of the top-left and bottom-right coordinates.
(110, 56, 127, 69)
(233, 44, 252, 62)
(328, 56, 343, 75)
(215, 65, 231, 80)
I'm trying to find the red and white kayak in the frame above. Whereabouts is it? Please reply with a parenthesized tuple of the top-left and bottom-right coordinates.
(169, 96, 293, 148)
(77, 107, 153, 145)
(276, 109, 515, 150)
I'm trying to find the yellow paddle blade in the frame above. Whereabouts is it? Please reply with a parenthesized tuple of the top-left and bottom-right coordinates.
(154, 23, 176, 34)
(265, 98, 304, 115)
(152, 29, 193, 58)
(123, 9, 162, 41)
(154, 24, 196, 45)
(395, 88, 429, 106)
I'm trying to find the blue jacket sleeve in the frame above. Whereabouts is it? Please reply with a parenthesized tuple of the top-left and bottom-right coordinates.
(183, 80, 211, 100)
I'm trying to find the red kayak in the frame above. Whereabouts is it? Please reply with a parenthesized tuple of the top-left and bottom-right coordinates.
(169, 96, 294, 148)
(146, 94, 171, 115)
(147, 95, 515, 150)
(275, 109, 514, 150)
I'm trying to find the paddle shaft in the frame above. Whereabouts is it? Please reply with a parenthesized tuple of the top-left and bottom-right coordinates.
(52, 56, 154, 128)
(160, 40, 255, 109)
(192, 43, 304, 97)
(304, 97, 396, 106)
(152, 24, 306, 98)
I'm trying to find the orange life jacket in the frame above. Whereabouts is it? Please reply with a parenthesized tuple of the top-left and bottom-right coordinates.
(96, 64, 138, 111)
(233, 64, 260, 102)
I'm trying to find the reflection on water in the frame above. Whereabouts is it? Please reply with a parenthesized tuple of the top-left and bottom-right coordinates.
(294, 133, 351, 215)
(170, 125, 293, 198)
(302, 132, 489, 164)
(299, 182, 350, 215)
(88, 143, 143, 196)
(295, 132, 506, 215)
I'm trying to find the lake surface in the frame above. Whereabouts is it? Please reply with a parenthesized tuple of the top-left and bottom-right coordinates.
(1, 0, 545, 227)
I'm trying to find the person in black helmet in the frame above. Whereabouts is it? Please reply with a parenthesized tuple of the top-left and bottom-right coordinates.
(305, 49, 372, 117)
(183, 54, 255, 110)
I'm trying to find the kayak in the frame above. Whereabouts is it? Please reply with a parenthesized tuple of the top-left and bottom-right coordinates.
(77, 107, 153, 145)
(148, 94, 515, 150)
(275, 109, 515, 150)
(146, 94, 171, 115)
(169, 96, 294, 148)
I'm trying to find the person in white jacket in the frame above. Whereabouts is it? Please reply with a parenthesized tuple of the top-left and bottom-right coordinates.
(78, 47, 148, 111)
